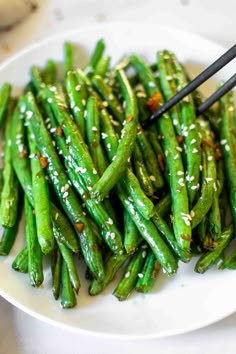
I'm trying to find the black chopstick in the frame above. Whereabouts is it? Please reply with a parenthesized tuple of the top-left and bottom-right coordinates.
(142, 44, 236, 127)
(196, 73, 236, 116)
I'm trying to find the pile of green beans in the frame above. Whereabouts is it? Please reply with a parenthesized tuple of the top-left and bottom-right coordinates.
(0, 39, 235, 309)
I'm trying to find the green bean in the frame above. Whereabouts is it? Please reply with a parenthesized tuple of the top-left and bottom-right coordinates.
(89, 253, 128, 296)
(28, 125, 54, 254)
(136, 123, 164, 191)
(0, 219, 19, 256)
(94, 56, 110, 77)
(132, 143, 155, 196)
(86, 96, 107, 176)
(51, 247, 62, 300)
(22, 93, 106, 280)
(219, 90, 236, 229)
(43, 59, 57, 85)
(124, 209, 142, 254)
(63, 41, 74, 74)
(53, 222, 80, 293)
(157, 51, 182, 135)
(30, 66, 45, 92)
(0, 83, 11, 127)
(157, 111, 191, 259)
(65, 71, 87, 139)
(113, 247, 146, 301)
(40, 86, 99, 188)
(136, 249, 160, 293)
(0, 101, 19, 228)
(152, 211, 190, 262)
(129, 55, 158, 97)
(195, 224, 234, 273)
(154, 194, 171, 218)
(92, 74, 124, 123)
(11, 103, 34, 206)
(191, 119, 217, 229)
(92, 69, 138, 201)
(12, 246, 28, 273)
(169, 51, 201, 205)
(116, 183, 178, 276)
(25, 195, 44, 287)
(61, 259, 77, 308)
(50, 203, 79, 253)
(84, 39, 105, 76)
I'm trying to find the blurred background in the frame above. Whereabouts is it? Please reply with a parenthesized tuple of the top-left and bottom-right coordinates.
(0, 0, 235, 63)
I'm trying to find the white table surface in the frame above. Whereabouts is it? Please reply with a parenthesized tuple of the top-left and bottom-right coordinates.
(0, 1, 236, 353)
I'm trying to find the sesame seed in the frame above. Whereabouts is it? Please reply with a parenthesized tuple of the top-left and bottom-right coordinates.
(26, 111, 33, 119)
(112, 155, 116, 161)
(190, 139, 197, 145)
(92, 126, 98, 132)
(149, 175, 156, 181)
(75, 85, 81, 91)
(220, 139, 227, 145)
(74, 106, 80, 113)
(138, 273, 144, 278)
(174, 154, 179, 160)
(55, 213, 59, 220)
(225, 145, 230, 151)
(142, 251, 147, 258)
(125, 271, 131, 278)
(176, 146, 183, 152)
(110, 232, 116, 239)
(50, 127, 56, 133)
(148, 82, 156, 87)
(82, 99, 86, 106)
(49, 86, 56, 92)
(53, 171, 59, 176)
(107, 143, 111, 150)
(63, 191, 68, 199)
(29, 154, 35, 159)
(93, 168, 98, 175)
(208, 156, 213, 161)
(107, 218, 113, 225)
(192, 148, 198, 153)
(177, 171, 184, 176)
(101, 133, 108, 139)
(205, 177, 213, 183)
(189, 124, 195, 130)
(199, 165, 203, 171)
(173, 119, 178, 126)
(47, 98, 53, 104)
(66, 136, 71, 144)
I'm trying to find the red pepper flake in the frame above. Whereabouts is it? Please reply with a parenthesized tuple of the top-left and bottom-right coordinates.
(92, 140, 98, 147)
(93, 243, 99, 252)
(19, 152, 26, 159)
(181, 234, 192, 241)
(146, 92, 162, 113)
(75, 222, 85, 233)
(177, 135, 184, 144)
(39, 156, 48, 169)
(126, 114, 134, 123)
(56, 126, 63, 137)
(202, 140, 214, 148)
(152, 261, 160, 279)
(157, 154, 165, 172)
(215, 146, 222, 160)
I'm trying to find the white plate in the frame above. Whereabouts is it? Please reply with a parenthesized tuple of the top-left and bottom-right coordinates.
(0, 23, 235, 339)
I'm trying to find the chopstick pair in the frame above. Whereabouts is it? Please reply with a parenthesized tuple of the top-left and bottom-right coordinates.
(143, 44, 236, 127)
